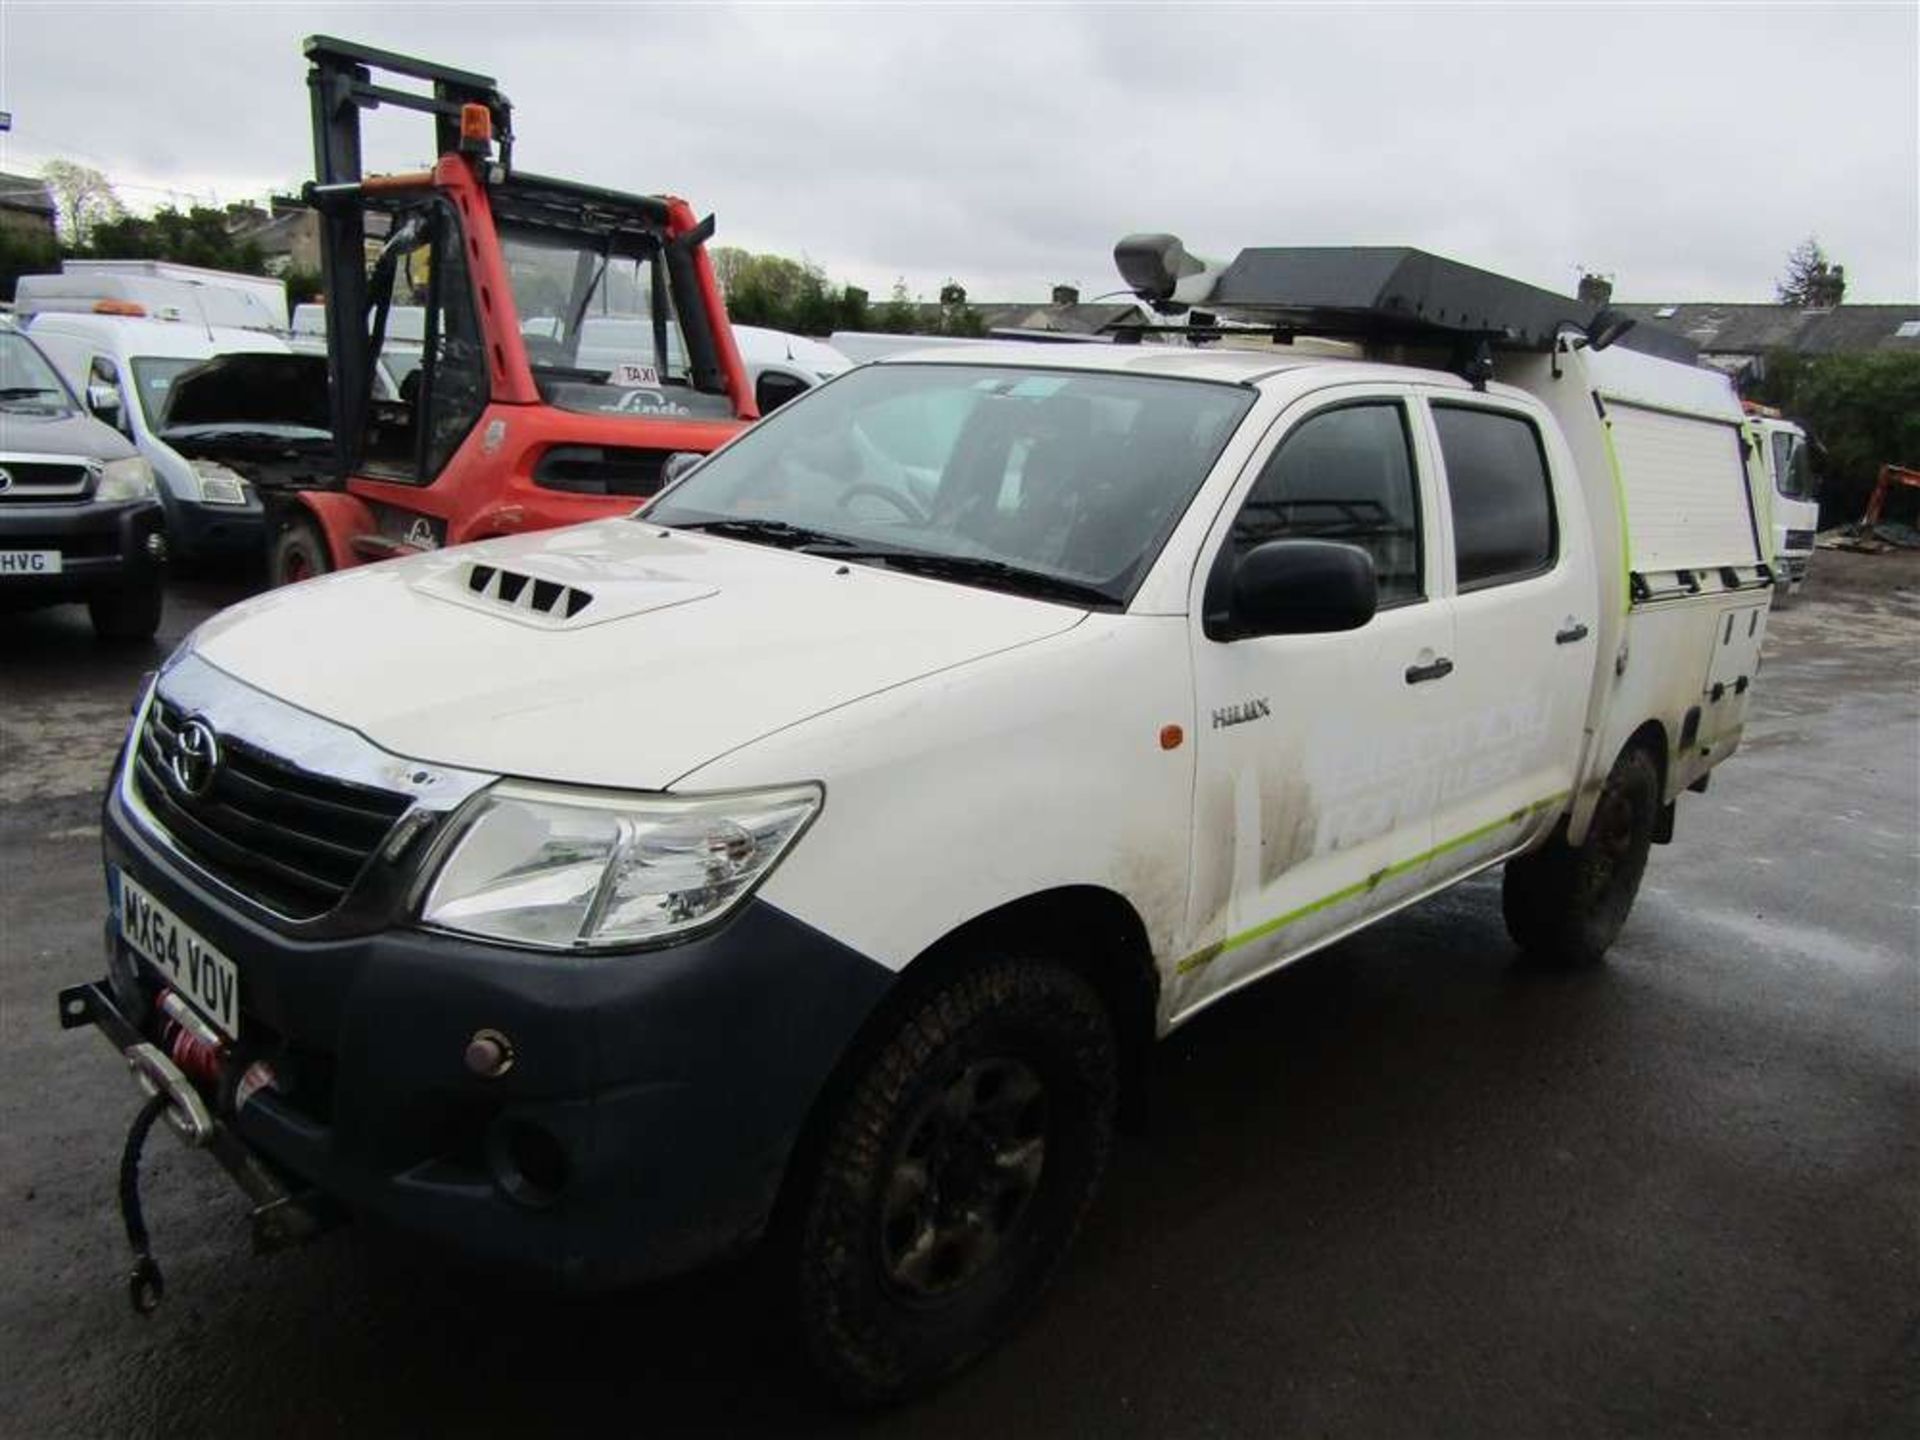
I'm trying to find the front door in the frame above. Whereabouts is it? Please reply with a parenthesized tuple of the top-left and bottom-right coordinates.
(1177, 390, 1452, 1016)
(348, 199, 490, 548)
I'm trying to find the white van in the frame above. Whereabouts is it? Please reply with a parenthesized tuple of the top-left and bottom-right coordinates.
(23, 259, 288, 332)
(558, 316, 851, 414)
(24, 310, 289, 560)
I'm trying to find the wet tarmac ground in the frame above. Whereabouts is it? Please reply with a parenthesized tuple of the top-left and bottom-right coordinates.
(2, 558, 1915, 1436)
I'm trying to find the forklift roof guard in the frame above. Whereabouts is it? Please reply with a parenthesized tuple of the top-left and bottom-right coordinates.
(305, 34, 513, 184)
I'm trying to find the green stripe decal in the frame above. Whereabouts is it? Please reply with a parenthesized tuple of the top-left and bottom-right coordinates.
(1597, 419, 1633, 618)
(1174, 792, 1569, 976)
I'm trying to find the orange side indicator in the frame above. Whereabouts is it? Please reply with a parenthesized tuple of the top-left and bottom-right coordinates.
(1159, 724, 1185, 751)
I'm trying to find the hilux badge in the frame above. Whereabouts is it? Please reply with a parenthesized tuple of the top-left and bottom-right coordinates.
(1211, 697, 1272, 730)
(168, 719, 221, 798)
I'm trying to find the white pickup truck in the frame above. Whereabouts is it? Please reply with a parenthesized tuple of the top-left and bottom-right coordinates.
(63, 240, 1773, 1402)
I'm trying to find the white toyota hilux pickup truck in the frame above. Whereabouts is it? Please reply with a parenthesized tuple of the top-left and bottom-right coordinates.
(62, 240, 1775, 1401)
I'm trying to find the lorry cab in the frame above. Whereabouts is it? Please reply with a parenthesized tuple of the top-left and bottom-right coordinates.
(1745, 409, 1820, 596)
(265, 36, 756, 586)
(24, 306, 289, 561)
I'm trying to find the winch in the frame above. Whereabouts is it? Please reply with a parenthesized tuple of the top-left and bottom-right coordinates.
(59, 978, 335, 1313)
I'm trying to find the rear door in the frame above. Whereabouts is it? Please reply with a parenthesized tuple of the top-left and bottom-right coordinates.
(1416, 394, 1595, 885)
(1178, 386, 1451, 1013)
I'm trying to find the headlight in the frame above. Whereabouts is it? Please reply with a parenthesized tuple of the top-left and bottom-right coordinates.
(95, 456, 155, 502)
(190, 459, 248, 506)
(421, 781, 822, 951)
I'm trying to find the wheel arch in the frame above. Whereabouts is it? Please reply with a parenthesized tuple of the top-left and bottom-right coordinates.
(767, 885, 1160, 1248)
(269, 490, 374, 576)
(1569, 717, 1670, 846)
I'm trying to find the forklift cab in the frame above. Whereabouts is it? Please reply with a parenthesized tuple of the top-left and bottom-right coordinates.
(273, 35, 753, 585)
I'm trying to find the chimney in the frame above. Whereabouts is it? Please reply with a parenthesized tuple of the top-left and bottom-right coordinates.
(1577, 273, 1613, 308)
(1052, 284, 1080, 307)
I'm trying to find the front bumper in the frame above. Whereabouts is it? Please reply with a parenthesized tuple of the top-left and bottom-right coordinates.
(90, 779, 894, 1290)
(0, 498, 164, 603)
(161, 491, 264, 560)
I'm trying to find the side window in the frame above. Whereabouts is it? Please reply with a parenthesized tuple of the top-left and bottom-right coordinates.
(1771, 432, 1812, 499)
(1433, 405, 1556, 590)
(421, 216, 487, 477)
(1227, 401, 1423, 606)
(86, 355, 130, 433)
(360, 202, 487, 483)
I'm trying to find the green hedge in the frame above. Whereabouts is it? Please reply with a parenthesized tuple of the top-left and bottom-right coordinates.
(1746, 351, 1920, 524)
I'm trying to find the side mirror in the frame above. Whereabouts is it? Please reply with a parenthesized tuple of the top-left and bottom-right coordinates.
(659, 451, 704, 488)
(87, 382, 126, 431)
(755, 369, 808, 415)
(1206, 539, 1378, 641)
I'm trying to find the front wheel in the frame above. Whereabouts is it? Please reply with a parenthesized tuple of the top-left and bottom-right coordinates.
(87, 581, 163, 642)
(783, 954, 1118, 1405)
(269, 513, 332, 587)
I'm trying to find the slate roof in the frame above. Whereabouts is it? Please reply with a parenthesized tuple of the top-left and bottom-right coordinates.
(1610, 303, 1920, 356)
(0, 171, 55, 217)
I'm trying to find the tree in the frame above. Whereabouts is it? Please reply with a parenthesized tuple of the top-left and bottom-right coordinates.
(1776, 238, 1846, 308)
(0, 226, 61, 303)
(40, 159, 125, 247)
(283, 266, 324, 306)
(710, 246, 880, 336)
(85, 205, 269, 275)
(1745, 350, 1920, 522)
(877, 278, 918, 333)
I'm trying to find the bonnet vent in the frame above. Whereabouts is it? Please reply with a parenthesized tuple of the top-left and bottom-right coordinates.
(466, 563, 593, 620)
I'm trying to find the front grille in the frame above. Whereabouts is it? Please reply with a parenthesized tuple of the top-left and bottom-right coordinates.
(1783, 528, 1816, 551)
(131, 695, 412, 919)
(0, 460, 94, 503)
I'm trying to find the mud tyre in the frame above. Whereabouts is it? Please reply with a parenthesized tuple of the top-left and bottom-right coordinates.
(269, 513, 332, 587)
(1502, 744, 1660, 967)
(87, 581, 162, 642)
(784, 954, 1118, 1406)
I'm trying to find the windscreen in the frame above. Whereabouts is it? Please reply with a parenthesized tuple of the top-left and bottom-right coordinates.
(502, 229, 733, 422)
(646, 363, 1255, 607)
(130, 357, 209, 427)
(0, 332, 75, 410)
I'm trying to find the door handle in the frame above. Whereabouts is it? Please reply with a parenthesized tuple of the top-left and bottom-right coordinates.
(1404, 657, 1454, 684)
(1555, 621, 1590, 645)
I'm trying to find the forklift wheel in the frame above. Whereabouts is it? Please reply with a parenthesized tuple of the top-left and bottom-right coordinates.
(270, 515, 333, 588)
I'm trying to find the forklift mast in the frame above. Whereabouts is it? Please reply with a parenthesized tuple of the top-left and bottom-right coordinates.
(303, 35, 514, 481)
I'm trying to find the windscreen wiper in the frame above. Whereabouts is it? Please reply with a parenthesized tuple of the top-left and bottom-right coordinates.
(669, 518, 864, 551)
(828, 548, 1116, 608)
(0, 386, 62, 400)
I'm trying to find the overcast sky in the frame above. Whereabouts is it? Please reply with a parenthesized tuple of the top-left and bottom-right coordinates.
(1, 2, 1915, 304)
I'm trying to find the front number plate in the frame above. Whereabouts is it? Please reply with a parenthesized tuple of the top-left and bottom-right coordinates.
(117, 871, 240, 1040)
(0, 550, 62, 576)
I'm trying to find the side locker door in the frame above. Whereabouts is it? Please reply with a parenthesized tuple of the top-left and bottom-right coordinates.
(1176, 389, 1451, 1016)
(1416, 394, 1595, 884)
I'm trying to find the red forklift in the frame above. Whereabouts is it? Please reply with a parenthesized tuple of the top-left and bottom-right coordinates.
(272, 36, 757, 584)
